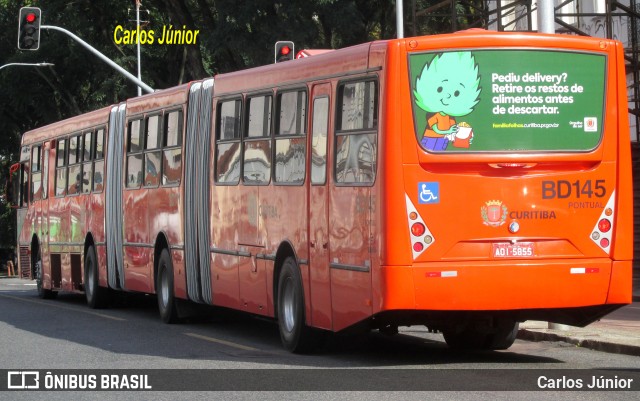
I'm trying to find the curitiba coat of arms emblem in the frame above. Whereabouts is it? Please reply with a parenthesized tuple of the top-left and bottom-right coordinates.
(481, 200, 508, 227)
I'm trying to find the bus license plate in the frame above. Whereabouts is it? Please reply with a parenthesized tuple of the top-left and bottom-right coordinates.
(492, 242, 535, 258)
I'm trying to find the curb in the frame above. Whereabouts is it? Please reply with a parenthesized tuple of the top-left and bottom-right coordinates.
(517, 329, 640, 357)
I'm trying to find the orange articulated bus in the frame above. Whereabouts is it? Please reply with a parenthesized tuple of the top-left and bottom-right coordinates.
(10, 30, 633, 352)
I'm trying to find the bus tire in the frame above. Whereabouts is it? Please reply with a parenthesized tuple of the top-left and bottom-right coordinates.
(442, 326, 487, 350)
(443, 320, 519, 350)
(156, 249, 179, 324)
(486, 321, 519, 350)
(276, 256, 323, 353)
(35, 253, 56, 300)
(84, 246, 109, 309)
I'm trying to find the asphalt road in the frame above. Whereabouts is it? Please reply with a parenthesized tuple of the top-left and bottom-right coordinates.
(0, 277, 638, 400)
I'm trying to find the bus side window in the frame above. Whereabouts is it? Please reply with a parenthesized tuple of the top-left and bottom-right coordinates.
(144, 114, 162, 188)
(81, 130, 93, 194)
(126, 119, 144, 189)
(162, 110, 183, 186)
(30, 145, 42, 202)
(311, 97, 329, 185)
(93, 128, 105, 192)
(55, 139, 67, 197)
(67, 134, 82, 195)
(274, 89, 306, 185)
(244, 94, 272, 185)
(215, 99, 241, 184)
(20, 163, 29, 208)
(335, 80, 378, 185)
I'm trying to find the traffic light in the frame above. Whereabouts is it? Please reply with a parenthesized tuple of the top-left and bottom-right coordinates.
(18, 7, 42, 50)
(275, 41, 294, 63)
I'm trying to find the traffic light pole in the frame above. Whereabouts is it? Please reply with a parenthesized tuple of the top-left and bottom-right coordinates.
(41, 24, 154, 94)
(135, 0, 142, 97)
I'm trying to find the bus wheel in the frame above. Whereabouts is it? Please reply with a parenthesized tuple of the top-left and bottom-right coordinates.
(442, 326, 487, 350)
(84, 246, 109, 309)
(156, 249, 179, 324)
(486, 321, 519, 350)
(276, 257, 323, 353)
(443, 320, 519, 350)
(35, 254, 56, 300)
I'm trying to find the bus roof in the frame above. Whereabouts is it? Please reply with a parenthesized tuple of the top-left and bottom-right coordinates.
(21, 105, 112, 146)
(212, 41, 388, 94)
(125, 83, 190, 116)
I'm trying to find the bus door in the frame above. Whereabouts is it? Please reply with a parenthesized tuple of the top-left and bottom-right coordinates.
(30, 144, 44, 240)
(329, 79, 377, 331)
(308, 83, 332, 330)
(39, 141, 51, 276)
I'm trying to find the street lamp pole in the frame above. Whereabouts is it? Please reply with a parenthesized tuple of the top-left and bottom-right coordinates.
(0, 62, 54, 71)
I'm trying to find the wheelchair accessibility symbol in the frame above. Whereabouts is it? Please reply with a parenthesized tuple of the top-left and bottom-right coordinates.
(418, 182, 440, 204)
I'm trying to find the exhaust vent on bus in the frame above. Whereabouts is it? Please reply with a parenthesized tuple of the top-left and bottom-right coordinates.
(589, 190, 616, 254)
(405, 194, 435, 259)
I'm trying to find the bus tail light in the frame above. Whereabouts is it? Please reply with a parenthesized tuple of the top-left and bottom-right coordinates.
(590, 191, 615, 254)
(405, 194, 435, 260)
(411, 222, 426, 237)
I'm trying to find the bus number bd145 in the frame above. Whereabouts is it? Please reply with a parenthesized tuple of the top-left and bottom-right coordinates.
(542, 179, 606, 199)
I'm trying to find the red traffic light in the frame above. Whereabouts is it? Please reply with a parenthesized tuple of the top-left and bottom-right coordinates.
(18, 7, 42, 50)
(274, 41, 294, 63)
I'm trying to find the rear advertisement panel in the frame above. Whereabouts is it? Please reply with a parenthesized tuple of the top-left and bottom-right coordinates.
(409, 49, 606, 152)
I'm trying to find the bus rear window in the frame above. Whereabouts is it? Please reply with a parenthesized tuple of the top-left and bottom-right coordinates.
(409, 49, 606, 153)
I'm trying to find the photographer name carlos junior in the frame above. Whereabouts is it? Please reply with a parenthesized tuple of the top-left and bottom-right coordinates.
(537, 375, 634, 389)
(113, 25, 199, 45)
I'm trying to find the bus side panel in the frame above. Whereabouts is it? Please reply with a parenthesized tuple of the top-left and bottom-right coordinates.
(97, 245, 109, 288)
(260, 184, 310, 321)
(373, 40, 415, 314)
(329, 186, 373, 331)
(122, 188, 152, 293)
(211, 185, 241, 309)
(612, 42, 634, 262)
(148, 186, 183, 296)
(87, 194, 107, 288)
(172, 249, 186, 299)
(238, 248, 268, 316)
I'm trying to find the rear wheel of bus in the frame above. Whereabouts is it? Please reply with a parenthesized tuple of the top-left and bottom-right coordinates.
(84, 245, 110, 309)
(156, 248, 179, 324)
(442, 320, 519, 350)
(277, 256, 325, 353)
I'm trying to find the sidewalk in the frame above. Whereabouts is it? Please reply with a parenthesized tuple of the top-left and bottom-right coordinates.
(517, 270, 640, 356)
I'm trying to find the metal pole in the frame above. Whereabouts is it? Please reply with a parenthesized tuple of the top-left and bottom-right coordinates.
(537, 0, 555, 33)
(41, 25, 154, 94)
(397, 0, 404, 38)
(0, 62, 54, 71)
(136, 0, 142, 97)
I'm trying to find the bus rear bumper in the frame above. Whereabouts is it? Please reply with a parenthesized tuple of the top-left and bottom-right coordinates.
(376, 259, 631, 327)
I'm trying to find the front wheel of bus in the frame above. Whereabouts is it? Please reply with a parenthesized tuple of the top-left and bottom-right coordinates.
(157, 249, 179, 324)
(277, 257, 324, 353)
(84, 246, 109, 309)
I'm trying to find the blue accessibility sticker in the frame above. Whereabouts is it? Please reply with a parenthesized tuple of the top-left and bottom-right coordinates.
(418, 182, 439, 204)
